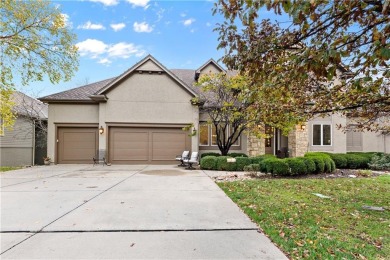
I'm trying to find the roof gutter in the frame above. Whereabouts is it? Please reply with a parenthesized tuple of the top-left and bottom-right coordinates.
(89, 95, 108, 102)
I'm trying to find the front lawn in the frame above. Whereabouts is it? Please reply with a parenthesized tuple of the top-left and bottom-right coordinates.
(0, 166, 22, 172)
(218, 176, 390, 259)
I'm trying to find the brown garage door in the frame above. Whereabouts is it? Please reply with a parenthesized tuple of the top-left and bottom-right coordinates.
(109, 127, 191, 164)
(57, 127, 98, 164)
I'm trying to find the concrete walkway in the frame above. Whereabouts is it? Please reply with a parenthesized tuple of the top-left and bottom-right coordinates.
(1, 165, 287, 259)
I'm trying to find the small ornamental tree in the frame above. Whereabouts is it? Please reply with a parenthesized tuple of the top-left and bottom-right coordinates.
(196, 73, 253, 155)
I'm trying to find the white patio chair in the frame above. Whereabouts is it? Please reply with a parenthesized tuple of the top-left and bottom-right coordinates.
(176, 150, 190, 167)
(184, 152, 199, 170)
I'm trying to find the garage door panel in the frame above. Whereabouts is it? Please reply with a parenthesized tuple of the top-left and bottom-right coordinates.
(58, 128, 98, 164)
(112, 148, 148, 161)
(111, 131, 149, 161)
(152, 132, 187, 161)
(109, 127, 190, 164)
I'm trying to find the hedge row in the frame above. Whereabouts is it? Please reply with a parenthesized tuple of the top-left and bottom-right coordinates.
(321, 152, 382, 169)
(200, 152, 248, 158)
(200, 154, 274, 171)
(259, 156, 335, 176)
(200, 151, 385, 173)
(200, 153, 335, 176)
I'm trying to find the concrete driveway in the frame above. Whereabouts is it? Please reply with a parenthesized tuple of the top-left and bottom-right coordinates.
(1, 165, 287, 259)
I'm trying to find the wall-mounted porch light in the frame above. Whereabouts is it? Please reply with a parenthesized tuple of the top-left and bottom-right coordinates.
(300, 124, 306, 131)
(99, 126, 104, 135)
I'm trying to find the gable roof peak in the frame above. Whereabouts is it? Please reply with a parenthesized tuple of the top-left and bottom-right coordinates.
(196, 58, 225, 73)
(96, 54, 197, 97)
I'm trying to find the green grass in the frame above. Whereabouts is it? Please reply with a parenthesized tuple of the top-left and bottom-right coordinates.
(218, 176, 390, 259)
(0, 166, 22, 172)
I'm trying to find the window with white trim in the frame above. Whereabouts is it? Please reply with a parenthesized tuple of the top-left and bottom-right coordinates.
(200, 123, 241, 147)
(312, 124, 331, 146)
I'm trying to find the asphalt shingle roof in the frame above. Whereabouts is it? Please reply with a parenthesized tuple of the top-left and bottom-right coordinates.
(12, 91, 48, 119)
(39, 78, 116, 101)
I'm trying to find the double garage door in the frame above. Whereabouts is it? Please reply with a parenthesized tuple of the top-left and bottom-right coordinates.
(57, 126, 190, 164)
(108, 127, 191, 164)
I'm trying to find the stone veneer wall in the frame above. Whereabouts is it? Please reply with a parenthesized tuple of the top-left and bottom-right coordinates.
(288, 125, 309, 157)
(247, 134, 265, 157)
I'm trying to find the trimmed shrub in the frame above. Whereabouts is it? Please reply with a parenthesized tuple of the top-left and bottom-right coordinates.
(285, 158, 307, 175)
(200, 152, 221, 158)
(235, 157, 251, 171)
(250, 154, 276, 165)
(347, 152, 380, 161)
(330, 159, 336, 172)
(369, 153, 390, 170)
(345, 154, 369, 169)
(305, 152, 330, 158)
(271, 160, 290, 176)
(323, 157, 333, 173)
(309, 156, 325, 173)
(300, 157, 316, 174)
(216, 156, 237, 171)
(200, 156, 217, 170)
(260, 157, 279, 173)
(327, 153, 348, 168)
(227, 153, 248, 158)
(250, 157, 263, 165)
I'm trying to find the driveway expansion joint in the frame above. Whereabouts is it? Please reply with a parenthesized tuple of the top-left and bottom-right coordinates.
(1, 228, 260, 234)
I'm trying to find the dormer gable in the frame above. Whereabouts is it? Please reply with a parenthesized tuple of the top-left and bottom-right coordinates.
(195, 59, 225, 81)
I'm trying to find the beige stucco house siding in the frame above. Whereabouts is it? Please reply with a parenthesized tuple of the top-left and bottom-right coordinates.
(103, 73, 195, 123)
(47, 104, 99, 161)
(308, 114, 390, 153)
(307, 114, 347, 153)
(199, 63, 223, 75)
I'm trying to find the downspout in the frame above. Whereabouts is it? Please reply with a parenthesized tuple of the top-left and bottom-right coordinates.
(32, 120, 36, 166)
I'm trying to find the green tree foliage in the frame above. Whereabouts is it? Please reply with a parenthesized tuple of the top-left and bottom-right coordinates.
(196, 73, 253, 155)
(0, 0, 78, 133)
(213, 0, 390, 133)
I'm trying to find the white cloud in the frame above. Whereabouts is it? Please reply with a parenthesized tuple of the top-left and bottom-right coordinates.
(126, 0, 150, 8)
(89, 0, 118, 6)
(180, 13, 186, 17)
(133, 22, 153, 33)
(206, 22, 212, 27)
(76, 39, 145, 64)
(107, 42, 145, 58)
(77, 21, 106, 30)
(183, 18, 195, 26)
(156, 8, 165, 22)
(98, 58, 112, 65)
(76, 39, 108, 58)
(110, 23, 126, 32)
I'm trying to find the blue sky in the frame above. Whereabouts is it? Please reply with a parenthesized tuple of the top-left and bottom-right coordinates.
(18, 0, 280, 97)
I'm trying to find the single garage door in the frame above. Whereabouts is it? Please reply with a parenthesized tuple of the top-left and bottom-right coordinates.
(109, 127, 191, 164)
(57, 127, 98, 164)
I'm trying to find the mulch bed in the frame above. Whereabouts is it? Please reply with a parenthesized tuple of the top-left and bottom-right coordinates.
(213, 169, 389, 182)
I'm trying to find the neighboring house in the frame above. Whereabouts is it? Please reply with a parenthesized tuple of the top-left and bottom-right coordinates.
(39, 55, 389, 165)
(0, 91, 48, 166)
